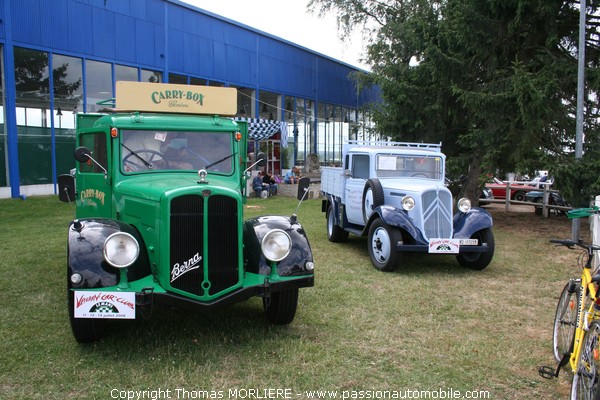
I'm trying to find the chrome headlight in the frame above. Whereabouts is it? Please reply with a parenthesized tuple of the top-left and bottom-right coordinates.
(457, 198, 472, 213)
(103, 232, 139, 268)
(261, 229, 292, 262)
(401, 196, 415, 211)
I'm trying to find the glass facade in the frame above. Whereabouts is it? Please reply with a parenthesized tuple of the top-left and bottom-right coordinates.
(3, 52, 376, 192)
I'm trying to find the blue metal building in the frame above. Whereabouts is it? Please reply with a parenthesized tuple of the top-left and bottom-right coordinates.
(0, 0, 380, 198)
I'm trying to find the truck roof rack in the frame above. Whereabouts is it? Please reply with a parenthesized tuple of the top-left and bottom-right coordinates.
(345, 140, 442, 151)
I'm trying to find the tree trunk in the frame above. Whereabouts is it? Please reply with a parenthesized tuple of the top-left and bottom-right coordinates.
(462, 156, 482, 207)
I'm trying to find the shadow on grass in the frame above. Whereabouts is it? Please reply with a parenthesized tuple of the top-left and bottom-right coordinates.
(72, 298, 301, 357)
(326, 236, 478, 277)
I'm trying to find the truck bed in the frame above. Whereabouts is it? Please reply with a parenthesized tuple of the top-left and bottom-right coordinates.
(320, 167, 345, 198)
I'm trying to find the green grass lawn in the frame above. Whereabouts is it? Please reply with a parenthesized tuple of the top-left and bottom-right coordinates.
(0, 195, 579, 399)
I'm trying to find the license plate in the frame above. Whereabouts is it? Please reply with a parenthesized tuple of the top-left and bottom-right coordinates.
(459, 239, 479, 246)
(429, 239, 460, 254)
(73, 291, 136, 319)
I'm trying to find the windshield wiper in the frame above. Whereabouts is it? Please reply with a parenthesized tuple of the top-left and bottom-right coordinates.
(205, 152, 236, 169)
(121, 143, 154, 169)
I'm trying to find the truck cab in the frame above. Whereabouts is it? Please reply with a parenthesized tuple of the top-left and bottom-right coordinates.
(321, 141, 494, 272)
(60, 82, 314, 343)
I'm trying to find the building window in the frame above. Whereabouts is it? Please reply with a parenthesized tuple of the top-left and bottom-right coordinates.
(141, 69, 162, 83)
(169, 73, 188, 84)
(85, 60, 112, 112)
(115, 64, 138, 83)
(259, 91, 280, 121)
(53, 54, 82, 129)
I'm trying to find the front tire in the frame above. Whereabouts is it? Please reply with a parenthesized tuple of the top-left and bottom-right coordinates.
(571, 321, 600, 399)
(367, 218, 403, 272)
(68, 289, 106, 343)
(456, 227, 495, 270)
(263, 289, 299, 325)
(514, 190, 526, 202)
(553, 280, 580, 363)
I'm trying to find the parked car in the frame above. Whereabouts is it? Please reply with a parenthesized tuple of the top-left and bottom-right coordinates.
(526, 191, 570, 216)
(446, 175, 493, 201)
(485, 177, 530, 202)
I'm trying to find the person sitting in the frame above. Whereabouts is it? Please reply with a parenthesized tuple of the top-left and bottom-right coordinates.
(263, 171, 278, 196)
(252, 173, 265, 197)
(284, 166, 301, 184)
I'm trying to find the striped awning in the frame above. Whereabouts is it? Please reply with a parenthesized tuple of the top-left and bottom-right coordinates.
(235, 118, 288, 147)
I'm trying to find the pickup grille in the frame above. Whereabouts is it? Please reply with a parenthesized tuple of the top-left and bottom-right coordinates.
(169, 194, 239, 297)
(421, 190, 453, 240)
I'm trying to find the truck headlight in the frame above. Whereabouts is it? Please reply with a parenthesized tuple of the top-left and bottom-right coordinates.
(457, 198, 472, 213)
(103, 232, 139, 268)
(401, 196, 415, 211)
(261, 229, 292, 262)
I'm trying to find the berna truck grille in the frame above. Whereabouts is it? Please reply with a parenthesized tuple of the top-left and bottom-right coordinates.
(169, 194, 239, 297)
(421, 190, 453, 240)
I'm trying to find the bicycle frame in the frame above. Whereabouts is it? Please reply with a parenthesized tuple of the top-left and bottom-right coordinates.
(569, 268, 599, 374)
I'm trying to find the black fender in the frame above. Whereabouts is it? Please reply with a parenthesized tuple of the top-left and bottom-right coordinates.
(371, 205, 428, 244)
(67, 218, 150, 290)
(321, 195, 344, 226)
(243, 215, 314, 277)
(452, 207, 494, 239)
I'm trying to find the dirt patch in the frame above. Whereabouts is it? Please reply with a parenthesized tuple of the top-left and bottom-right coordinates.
(485, 204, 590, 239)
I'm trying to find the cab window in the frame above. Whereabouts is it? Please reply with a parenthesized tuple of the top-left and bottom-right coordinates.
(78, 132, 107, 174)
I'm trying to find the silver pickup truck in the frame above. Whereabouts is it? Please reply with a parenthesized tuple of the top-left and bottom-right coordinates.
(320, 140, 494, 272)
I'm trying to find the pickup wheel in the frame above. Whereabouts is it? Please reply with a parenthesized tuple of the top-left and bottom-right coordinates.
(363, 179, 385, 224)
(456, 227, 495, 270)
(67, 288, 106, 343)
(263, 289, 299, 325)
(368, 219, 403, 272)
(327, 204, 349, 242)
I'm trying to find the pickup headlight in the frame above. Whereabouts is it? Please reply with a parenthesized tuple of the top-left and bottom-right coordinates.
(103, 232, 139, 268)
(457, 198, 472, 213)
(261, 229, 292, 262)
(401, 196, 415, 211)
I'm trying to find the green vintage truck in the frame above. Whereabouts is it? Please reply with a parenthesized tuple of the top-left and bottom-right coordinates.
(59, 82, 314, 343)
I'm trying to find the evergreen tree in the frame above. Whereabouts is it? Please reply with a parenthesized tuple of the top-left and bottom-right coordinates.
(309, 0, 600, 205)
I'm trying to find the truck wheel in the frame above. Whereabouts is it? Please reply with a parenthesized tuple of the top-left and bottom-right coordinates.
(363, 179, 385, 223)
(327, 204, 349, 242)
(67, 289, 106, 343)
(456, 227, 495, 270)
(367, 218, 402, 272)
(263, 289, 299, 325)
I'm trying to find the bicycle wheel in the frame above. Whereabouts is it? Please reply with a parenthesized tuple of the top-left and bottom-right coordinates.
(554, 280, 580, 362)
(571, 321, 600, 399)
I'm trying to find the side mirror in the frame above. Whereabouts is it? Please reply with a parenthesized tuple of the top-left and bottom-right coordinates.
(74, 146, 92, 163)
(57, 174, 75, 203)
(256, 152, 267, 167)
(74, 146, 107, 177)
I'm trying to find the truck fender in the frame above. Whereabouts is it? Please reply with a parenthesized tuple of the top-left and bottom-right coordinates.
(243, 215, 314, 277)
(371, 205, 427, 244)
(452, 207, 494, 239)
(321, 195, 343, 226)
(67, 218, 150, 290)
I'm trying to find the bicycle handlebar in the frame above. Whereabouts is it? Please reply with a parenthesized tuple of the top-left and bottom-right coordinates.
(550, 239, 600, 253)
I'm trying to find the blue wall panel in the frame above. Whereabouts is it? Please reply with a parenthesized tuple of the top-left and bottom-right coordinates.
(4, 0, 377, 107)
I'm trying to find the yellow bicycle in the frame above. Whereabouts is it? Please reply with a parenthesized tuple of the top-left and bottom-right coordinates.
(539, 213, 600, 398)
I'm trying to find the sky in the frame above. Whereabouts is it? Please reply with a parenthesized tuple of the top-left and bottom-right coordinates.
(179, 0, 370, 71)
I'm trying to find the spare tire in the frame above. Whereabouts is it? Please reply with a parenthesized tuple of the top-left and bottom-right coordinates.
(362, 178, 385, 224)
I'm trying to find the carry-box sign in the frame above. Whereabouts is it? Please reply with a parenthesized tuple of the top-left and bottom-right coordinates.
(115, 81, 237, 116)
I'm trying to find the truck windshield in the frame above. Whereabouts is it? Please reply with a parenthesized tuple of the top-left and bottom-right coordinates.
(375, 154, 443, 180)
(121, 130, 233, 174)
